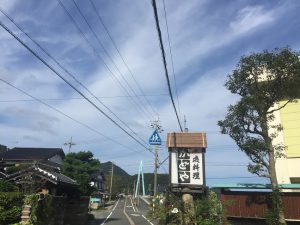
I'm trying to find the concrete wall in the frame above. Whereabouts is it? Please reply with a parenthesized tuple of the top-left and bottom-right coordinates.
(269, 100, 300, 184)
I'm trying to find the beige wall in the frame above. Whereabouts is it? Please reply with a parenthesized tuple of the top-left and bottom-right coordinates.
(269, 100, 300, 184)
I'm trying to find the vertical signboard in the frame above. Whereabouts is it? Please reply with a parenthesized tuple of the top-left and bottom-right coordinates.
(171, 149, 204, 186)
(167, 133, 207, 193)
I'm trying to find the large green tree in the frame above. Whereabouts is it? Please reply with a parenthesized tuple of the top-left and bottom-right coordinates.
(63, 151, 100, 196)
(218, 48, 300, 224)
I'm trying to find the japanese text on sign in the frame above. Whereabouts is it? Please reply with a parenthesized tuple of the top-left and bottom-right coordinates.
(177, 149, 202, 185)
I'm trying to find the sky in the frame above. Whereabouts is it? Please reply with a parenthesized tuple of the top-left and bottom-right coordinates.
(0, 0, 300, 186)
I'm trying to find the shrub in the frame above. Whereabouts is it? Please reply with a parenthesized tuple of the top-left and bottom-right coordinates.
(0, 192, 24, 225)
(0, 181, 18, 192)
(23, 194, 56, 225)
(148, 191, 229, 225)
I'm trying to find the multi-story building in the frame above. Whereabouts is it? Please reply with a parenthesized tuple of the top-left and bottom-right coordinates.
(271, 100, 300, 184)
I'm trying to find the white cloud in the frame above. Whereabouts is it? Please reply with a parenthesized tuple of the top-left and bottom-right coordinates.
(230, 5, 274, 35)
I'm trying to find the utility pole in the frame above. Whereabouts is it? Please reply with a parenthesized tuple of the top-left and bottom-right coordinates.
(150, 119, 163, 196)
(154, 145, 158, 196)
(133, 179, 136, 197)
(109, 162, 114, 202)
(64, 137, 76, 153)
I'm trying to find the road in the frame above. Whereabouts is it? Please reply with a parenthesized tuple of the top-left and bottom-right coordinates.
(90, 196, 155, 225)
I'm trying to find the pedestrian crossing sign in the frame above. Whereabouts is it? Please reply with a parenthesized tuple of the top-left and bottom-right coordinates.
(149, 130, 161, 145)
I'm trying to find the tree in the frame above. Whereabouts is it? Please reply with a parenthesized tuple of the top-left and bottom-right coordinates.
(218, 47, 300, 225)
(63, 151, 100, 196)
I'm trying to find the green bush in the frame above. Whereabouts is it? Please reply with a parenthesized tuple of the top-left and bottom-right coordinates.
(0, 181, 18, 192)
(148, 191, 229, 225)
(148, 194, 183, 225)
(194, 191, 227, 225)
(0, 192, 24, 225)
(24, 194, 56, 225)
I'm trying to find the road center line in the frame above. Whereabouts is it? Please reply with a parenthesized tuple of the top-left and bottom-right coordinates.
(129, 195, 136, 212)
(123, 196, 135, 225)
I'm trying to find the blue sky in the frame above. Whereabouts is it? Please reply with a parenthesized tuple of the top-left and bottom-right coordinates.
(0, 0, 300, 186)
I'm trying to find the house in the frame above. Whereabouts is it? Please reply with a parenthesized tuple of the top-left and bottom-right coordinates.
(0, 147, 65, 168)
(91, 170, 106, 192)
(0, 144, 8, 153)
(90, 170, 108, 209)
(0, 147, 77, 195)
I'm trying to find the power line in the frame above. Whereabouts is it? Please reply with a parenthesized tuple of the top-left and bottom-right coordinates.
(72, 0, 155, 120)
(69, 0, 155, 121)
(0, 7, 150, 148)
(0, 20, 153, 154)
(56, 0, 152, 124)
(88, 0, 159, 118)
(162, 0, 181, 121)
(151, 0, 183, 132)
(0, 77, 146, 156)
(0, 94, 168, 102)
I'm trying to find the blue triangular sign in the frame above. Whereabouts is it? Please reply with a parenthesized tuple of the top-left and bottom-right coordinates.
(149, 130, 162, 145)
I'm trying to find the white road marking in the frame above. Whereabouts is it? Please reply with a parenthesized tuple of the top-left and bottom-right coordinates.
(123, 196, 135, 225)
(142, 214, 154, 225)
(100, 198, 120, 225)
(129, 196, 136, 212)
(130, 213, 140, 217)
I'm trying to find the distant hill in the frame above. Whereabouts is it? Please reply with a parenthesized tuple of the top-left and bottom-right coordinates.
(100, 161, 169, 195)
(101, 161, 131, 180)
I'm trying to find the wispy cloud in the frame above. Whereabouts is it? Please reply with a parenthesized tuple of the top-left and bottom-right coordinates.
(230, 5, 275, 35)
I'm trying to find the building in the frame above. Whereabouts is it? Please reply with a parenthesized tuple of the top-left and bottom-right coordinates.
(270, 100, 300, 184)
(0, 147, 77, 195)
(0, 147, 65, 168)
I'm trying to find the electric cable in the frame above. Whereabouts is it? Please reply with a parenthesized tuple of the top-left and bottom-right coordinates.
(69, 0, 154, 121)
(0, 78, 148, 156)
(0, 7, 150, 148)
(0, 93, 168, 102)
(151, 0, 183, 132)
(0, 20, 153, 154)
(88, 0, 159, 118)
(57, 0, 152, 125)
(72, 0, 154, 120)
(162, 0, 181, 121)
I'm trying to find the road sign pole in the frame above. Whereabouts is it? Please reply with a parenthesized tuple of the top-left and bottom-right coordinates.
(154, 145, 158, 196)
(149, 125, 162, 197)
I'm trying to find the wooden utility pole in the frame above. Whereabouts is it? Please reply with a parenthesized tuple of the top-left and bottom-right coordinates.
(150, 119, 163, 196)
(64, 137, 75, 153)
(109, 162, 114, 201)
(154, 145, 158, 196)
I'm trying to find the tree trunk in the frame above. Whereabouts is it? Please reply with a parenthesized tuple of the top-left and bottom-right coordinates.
(269, 148, 286, 225)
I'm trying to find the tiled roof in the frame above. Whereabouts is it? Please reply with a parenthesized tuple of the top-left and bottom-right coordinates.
(5, 165, 77, 186)
(0, 147, 65, 161)
(33, 167, 77, 185)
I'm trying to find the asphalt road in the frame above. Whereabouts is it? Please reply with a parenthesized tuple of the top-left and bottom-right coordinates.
(90, 196, 155, 225)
